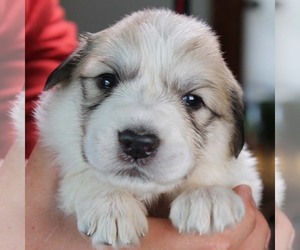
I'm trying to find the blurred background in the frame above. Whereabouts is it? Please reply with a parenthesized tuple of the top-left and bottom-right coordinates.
(0, 1, 24, 158)
(59, 0, 277, 248)
(276, 0, 300, 249)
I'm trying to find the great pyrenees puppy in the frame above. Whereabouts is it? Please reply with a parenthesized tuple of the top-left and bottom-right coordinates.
(11, 92, 25, 146)
(36, 9, 262, 248)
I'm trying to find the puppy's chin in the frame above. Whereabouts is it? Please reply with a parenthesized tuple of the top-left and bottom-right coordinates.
(90, 166, 183, 197)
(87, 146, 193, 196)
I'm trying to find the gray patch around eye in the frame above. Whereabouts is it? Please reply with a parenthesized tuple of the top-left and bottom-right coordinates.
(80, 139, 89, 164)
(186, 112, 206, 150)
(80, 77, 111, 113)
(186, 109, 221, 151)
(202, 112, 221, 128)
(79, 77, 112, 165)
(79, 110, 89, 165)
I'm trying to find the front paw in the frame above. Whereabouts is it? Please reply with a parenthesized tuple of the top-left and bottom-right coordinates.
(169, 186, 245, 234)
(76, 192, 148, 248)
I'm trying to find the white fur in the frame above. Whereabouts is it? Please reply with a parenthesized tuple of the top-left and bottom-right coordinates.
(170, 186, 245, 234)
(36, 10, 262, 249)
(10, 91, 25, 147)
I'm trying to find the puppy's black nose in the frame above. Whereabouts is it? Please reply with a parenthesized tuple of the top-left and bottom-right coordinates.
(118, 130, 160, 160)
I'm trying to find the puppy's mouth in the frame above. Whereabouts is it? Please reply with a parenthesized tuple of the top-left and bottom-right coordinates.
(115, 167, 149, 180)
(118, 151, 156, 166)
(116, 151, 155, 180)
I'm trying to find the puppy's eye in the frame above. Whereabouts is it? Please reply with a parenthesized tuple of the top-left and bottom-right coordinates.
(182, 94, 204, 110)
(96, 73, 118, 89)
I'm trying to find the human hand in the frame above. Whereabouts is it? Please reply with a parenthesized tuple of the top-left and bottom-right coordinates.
(26, 144, 270, 250)
(136, 185, 270, 250)
(275, 206, 295, 250)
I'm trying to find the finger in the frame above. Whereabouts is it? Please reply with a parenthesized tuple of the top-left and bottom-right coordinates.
(238, 210, 270, 250)
(201, 185, 261, 250)
(195, 185, 258, 250)
(0, 143, 25, 250)
(225, 185, 257, 245)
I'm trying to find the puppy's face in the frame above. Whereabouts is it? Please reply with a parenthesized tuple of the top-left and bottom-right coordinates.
(44, 10, 244, 193)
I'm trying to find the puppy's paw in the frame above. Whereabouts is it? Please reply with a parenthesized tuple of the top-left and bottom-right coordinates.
(169, 186, 245, 234)
(76, 192, 148, 248)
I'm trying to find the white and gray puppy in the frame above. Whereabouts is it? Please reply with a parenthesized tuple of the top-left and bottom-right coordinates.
(36, 9, 262, 248)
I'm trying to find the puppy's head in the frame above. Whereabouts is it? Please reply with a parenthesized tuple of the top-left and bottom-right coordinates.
(42, 9, 244, 193)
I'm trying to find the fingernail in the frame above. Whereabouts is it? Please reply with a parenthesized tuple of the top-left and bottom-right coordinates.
(265, 231, 271, 249)
(241, 186, 255, 204)
(244, 186, 256, 207)
(245, 186, 252, 198)
(238, 185, 251, 197)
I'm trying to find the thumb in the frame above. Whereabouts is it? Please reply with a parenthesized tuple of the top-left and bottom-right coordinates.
(233, 185, 256, 208)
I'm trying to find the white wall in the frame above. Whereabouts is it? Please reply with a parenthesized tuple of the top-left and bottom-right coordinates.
(275, 1, 300, 249)
(242, 0, 275, 102)
(60, 0, 173, 32)
(276, 0, 300, 101)
(60, 0, 211, 33)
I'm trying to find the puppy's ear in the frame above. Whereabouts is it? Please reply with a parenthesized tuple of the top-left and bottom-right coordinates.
(44, 33, 92, 91)
(229, 89, 245, 158)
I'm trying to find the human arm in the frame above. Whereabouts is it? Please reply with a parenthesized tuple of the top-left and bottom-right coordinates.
(0, 142, 25, 249)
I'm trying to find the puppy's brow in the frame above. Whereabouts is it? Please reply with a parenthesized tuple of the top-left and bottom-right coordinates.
(172, 79, 217, 94)
(99, 59, 140, 82)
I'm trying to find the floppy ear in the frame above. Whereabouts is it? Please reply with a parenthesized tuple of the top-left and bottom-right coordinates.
(44, 33, 92, 91)
(229, 89, 245, 158)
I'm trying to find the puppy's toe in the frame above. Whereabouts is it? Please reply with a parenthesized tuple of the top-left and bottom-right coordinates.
(92, 220, 117, 247)
(76, 194, 148, 248)
(77, 213, 98, 238)
(170, 186, 245, 235)
(210, 187, 245, 232)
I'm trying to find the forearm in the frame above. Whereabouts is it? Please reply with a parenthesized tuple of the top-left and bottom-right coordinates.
(0, 142, 25, 249)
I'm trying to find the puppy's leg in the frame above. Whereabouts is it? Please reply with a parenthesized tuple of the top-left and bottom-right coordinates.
(169, 186, 245, 234)
(59, 172, 148, 248)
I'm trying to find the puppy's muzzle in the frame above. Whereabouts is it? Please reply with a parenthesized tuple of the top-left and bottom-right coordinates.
(118, 130, 160, 160)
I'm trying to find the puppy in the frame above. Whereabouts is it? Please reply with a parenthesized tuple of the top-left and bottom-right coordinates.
(11, 91, 25, 146)
(36, 9, 262, 248)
